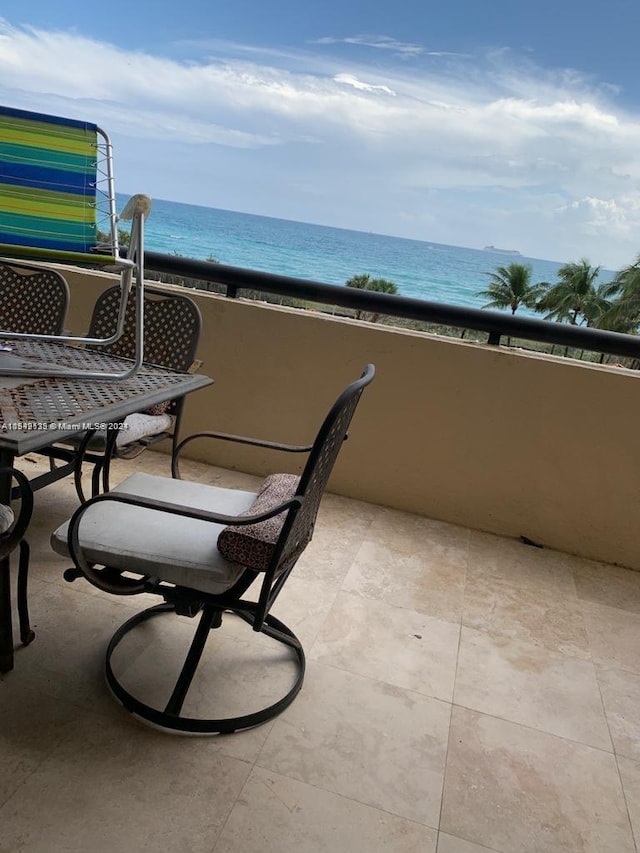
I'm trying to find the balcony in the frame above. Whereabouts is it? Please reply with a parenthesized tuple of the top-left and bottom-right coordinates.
(2, 266, 640, 851)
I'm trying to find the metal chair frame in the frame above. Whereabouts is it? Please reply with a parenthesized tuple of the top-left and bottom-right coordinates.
(0, 467, 34, 661)
(48, 284, 203, 501)
(61, 365, 375, 733)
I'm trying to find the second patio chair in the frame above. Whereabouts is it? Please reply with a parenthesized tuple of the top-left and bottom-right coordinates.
(51, 364, 375, 734)
(0, 260, 69, 336)
(46, 283, 203, 501)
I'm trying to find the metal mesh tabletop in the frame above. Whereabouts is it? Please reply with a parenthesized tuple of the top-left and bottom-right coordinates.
(0, 340, 212, 456)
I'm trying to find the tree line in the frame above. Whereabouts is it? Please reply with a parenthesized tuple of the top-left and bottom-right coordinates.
(476, 257, 640, 334)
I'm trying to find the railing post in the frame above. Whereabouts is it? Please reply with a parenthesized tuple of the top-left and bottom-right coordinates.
(488, 331, 501, 346)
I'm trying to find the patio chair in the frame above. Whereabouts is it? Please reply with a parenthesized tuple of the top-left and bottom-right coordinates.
(0, 467, 35, 655)
(46, 283, 203, 502)
(0, 260, 69, 335)
(51, 364, 375, 734)
(0, 104, 149, 379)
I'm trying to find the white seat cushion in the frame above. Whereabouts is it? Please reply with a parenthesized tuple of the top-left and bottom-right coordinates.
(51, 472, 257, 595)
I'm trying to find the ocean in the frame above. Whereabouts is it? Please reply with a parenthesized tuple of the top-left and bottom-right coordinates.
(129, 195, 613, 312)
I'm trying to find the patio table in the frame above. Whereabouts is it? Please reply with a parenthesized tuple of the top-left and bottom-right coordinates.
(0, 339, 213, 672)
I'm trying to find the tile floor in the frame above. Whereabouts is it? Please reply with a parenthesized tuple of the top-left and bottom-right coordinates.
(2, 452, 640, 852)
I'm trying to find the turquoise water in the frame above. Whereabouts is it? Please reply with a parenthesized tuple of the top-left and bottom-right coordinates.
(129, 195, 616, 312)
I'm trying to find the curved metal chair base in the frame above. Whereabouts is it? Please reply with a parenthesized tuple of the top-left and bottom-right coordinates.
(105, 602, 306, 735)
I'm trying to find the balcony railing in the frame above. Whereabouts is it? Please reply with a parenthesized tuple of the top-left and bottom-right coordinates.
(144, 251, 640, 361)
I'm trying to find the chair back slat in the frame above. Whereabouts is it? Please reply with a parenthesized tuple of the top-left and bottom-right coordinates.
(0, 106, 99, 255)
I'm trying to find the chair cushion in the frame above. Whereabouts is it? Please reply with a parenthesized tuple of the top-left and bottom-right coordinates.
(51, 472, 258, 595)
(116, 412, 174, 447)
(217, 473, 300, 572)
(0, 504, 14, 535)
(57, 412, 174, 451)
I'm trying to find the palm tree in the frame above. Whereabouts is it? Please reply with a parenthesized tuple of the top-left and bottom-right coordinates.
(476, 263, 547, 315)
(346, 274, 398, 321)
(345, 274, 373, 291)
(535, 259, 602, 326)
(597, 255, 640, 334)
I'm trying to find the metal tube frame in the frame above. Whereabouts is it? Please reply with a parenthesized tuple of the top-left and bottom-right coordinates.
(0, 126, 146, 380)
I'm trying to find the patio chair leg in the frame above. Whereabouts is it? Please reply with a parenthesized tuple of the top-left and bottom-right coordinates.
(99, 429, 120, 496)
(164, 606, 218, 716)
(92, 460, 104, 499)
(17, 540, 35, 646)
(73, 462, 87, 503)
(0, 555, 14, 672)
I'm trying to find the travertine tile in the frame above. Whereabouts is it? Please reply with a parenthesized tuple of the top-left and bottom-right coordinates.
(596, 665, 640, 760)
(366, 507, 471, 557)
(343, 541, 467, 621)
(0, 710, 251, 853)
(463, 574, 591, 658)
(454, 627, 611, 748)
(294, 497, 375, 586)
(582, 601, 640, 674)
(573, 559, 640, 614)
(437, 833, 500, 853)
(268, 575, 340, 649)
(342, 508, 468, 622)
(441, 707, 634, 852)
(467, 530, 577, 597)
(213, 767, 437, 852)
(617, 755, 640, 849)
(311, 591, 460, 701)
(0, 678, 79, 808)
(314, 491, 377, 530)
(11, 574, 140, 710)
(257, 661, 450, 827)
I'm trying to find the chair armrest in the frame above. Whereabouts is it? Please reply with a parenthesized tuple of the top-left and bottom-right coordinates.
(72, 489, 302, 529)
(172, 431, 313, 479)
(65, 488, 303, 594)
(0, 468, 33, 557)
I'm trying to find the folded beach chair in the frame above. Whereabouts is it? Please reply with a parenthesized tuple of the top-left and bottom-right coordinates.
(0, 105, 150, 379)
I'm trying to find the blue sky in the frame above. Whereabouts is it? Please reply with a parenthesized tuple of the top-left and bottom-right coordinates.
(2, 2, 640, 268)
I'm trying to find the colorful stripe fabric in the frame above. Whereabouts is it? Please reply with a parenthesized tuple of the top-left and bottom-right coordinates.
(0, 106, 99, 255)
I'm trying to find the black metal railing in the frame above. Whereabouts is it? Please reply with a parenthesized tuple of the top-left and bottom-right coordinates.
(144, 251, 640, 361)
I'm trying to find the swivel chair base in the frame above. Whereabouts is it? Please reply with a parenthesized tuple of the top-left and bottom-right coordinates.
(105, 602, 305, 735)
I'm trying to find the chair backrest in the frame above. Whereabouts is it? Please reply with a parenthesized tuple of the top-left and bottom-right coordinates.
(0, 105, 118, 265)
(269, 364, 375, 583)
(0, 260, 69, 335)
(88, 284, 202, 371)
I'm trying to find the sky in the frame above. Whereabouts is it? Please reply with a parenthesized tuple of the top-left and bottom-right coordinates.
(2, 1, 640, 269)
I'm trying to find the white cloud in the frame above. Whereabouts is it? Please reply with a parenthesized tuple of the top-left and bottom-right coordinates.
(1, 19, 640, 266)
(313, 34, 425, 56)
(557, 195, 640, 241)
(333, 73, 395, 96)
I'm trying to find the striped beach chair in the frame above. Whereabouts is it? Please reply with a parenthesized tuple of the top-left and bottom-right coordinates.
(0, 105, 149, 379)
